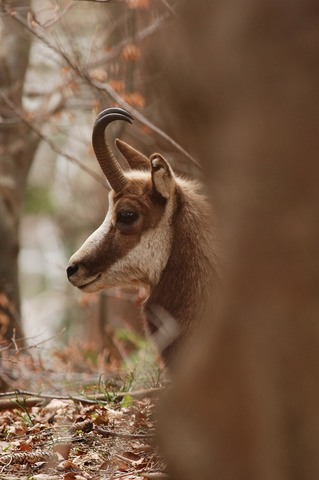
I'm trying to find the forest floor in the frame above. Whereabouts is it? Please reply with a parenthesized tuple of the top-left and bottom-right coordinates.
(0, 341, 168, 480)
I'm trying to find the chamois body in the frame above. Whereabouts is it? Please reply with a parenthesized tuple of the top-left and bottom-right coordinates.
(67, 108, 217, 366)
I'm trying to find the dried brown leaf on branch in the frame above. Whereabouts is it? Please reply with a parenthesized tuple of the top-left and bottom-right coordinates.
(126, 0, 150, 10)
(122, 44, 141, 62)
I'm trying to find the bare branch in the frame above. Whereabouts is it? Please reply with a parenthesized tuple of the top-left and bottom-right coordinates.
(0, 387, 163, 410)
(30, 1, 76, 29)
(0, 92, 107, 187)
(3, 4, 81, 72)
(6, 4, 201, 170)
(159, 0, 178, 17)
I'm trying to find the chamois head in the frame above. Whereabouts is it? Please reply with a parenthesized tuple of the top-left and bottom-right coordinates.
(67, 108, 177, 292)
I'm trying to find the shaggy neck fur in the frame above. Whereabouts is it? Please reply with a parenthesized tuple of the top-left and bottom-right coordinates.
(144, 183, 217, 364)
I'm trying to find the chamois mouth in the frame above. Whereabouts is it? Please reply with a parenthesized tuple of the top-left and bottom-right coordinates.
(78, 274, 102, 290)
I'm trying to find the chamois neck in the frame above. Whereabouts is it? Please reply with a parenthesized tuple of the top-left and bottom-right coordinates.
(144, 185, 216, 361)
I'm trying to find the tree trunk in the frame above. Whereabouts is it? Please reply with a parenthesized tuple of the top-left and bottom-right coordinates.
(158, 1, 319, 479)
(0, 1, 40, 343)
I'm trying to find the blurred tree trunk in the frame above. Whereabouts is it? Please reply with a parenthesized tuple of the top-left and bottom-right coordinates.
(0, 0, 40, 344)
(158, 0, 319, 479)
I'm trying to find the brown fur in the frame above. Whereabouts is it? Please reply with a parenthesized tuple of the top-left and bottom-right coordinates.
(67, 133, 218, 367)
(145, 183, 217, 364)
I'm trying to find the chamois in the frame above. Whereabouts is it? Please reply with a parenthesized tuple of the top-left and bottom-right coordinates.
(67, 108, 217, 365)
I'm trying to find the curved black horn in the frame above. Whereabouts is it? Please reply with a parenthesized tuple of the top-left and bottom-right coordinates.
(92, 108, 133, 192)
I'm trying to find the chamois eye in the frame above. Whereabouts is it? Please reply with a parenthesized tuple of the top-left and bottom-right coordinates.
(116, 211, 138, 225)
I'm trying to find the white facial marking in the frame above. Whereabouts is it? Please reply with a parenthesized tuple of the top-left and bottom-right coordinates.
(71, 192, 114, 261)
(68, 192, 114, 287)
(100, 195, 174, 288)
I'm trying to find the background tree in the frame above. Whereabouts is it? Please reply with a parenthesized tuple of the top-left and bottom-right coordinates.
(0, 0, 38, 343)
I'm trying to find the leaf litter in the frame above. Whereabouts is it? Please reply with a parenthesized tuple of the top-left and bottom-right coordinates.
(0, 343, 168, 479)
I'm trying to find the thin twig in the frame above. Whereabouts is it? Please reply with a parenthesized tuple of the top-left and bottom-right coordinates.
(0, 328, 66, 354)
(159, 0, 178, 17)
(32, 1, 75, 29)
(0, 92, 106, 187)
(95, 425, 155, 439)
(86, 11, 171, 68)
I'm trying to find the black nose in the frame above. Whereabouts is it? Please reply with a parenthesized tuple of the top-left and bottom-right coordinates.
(67, 264, 79, 279)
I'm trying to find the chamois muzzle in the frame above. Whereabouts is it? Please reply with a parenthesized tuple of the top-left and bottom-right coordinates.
(92, 107, 133, 192)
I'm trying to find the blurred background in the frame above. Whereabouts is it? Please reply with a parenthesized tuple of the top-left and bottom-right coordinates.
(0, 0, 196, 384)
(2, 1, 319, 478)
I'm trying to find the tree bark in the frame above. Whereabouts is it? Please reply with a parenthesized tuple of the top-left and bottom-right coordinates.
(158, 1, 319, 479)
(0, 1, 40, 343)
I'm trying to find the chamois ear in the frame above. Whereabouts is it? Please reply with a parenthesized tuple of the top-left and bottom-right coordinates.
(150, 153, 176, 199)
(115, 139, 150, 171)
